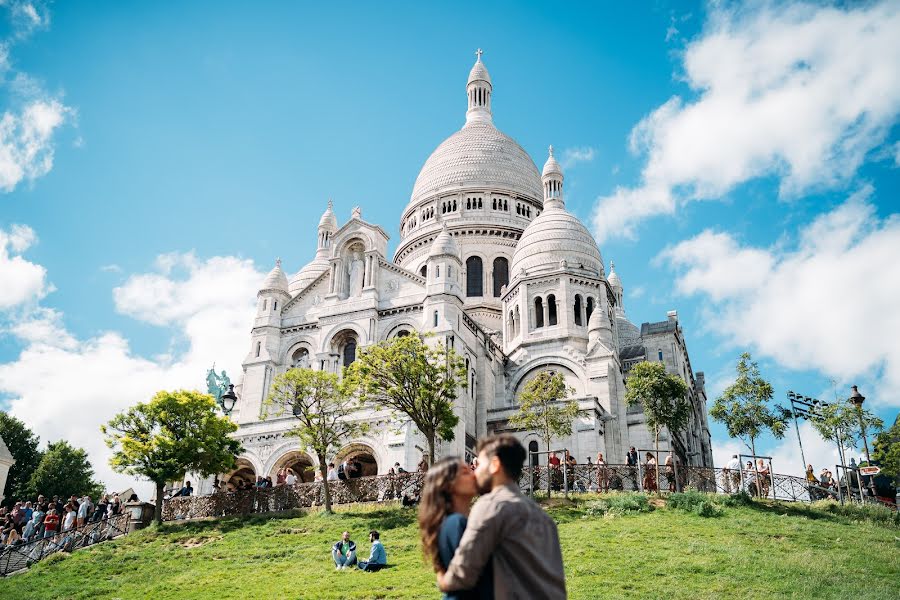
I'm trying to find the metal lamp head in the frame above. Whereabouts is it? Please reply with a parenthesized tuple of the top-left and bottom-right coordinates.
(220, 384, 238, 414)
(848, 385, 865, 408)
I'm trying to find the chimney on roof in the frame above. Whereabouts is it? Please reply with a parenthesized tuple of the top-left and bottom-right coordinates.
(667, 310, 678, 322)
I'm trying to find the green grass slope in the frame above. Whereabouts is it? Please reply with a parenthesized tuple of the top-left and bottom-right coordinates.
(0, 492, 897, 600)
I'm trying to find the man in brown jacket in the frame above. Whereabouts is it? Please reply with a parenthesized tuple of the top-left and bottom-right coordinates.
(437, 434, 567, 599)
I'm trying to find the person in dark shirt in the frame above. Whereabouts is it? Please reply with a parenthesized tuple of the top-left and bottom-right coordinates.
(418, 457, 492, 599)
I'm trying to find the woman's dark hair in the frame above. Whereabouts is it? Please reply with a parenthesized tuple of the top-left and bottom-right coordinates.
(418, 457, 464, 571)
(476, 434, 526, 480)
(369, 530, 379, 540)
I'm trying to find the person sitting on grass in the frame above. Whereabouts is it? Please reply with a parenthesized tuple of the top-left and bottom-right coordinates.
(332, 531, 357, 570)
(357, 530, 387, 571)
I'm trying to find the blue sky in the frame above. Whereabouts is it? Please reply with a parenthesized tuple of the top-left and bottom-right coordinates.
(0, 1, 898, 494)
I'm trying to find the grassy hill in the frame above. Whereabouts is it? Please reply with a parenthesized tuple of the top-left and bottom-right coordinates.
(1, 492, 897, 600)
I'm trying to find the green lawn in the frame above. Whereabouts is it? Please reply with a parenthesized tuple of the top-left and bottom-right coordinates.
(1, 493, 897, 600)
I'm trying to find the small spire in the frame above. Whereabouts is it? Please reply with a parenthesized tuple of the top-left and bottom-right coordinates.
(476, 48, 483, 62)
(548, 144, 554, 157)
(327, 199, 333, 210)
(275, 258, 282, 268)
(609, 260, 614, 271)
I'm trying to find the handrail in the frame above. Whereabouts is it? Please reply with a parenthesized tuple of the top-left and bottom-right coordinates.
(162, 464, 895, 522)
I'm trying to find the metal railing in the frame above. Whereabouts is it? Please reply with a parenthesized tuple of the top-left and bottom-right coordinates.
(162, 464, 895, 522)
(0, 513, 131, 577)
(163, 472, 425, 521)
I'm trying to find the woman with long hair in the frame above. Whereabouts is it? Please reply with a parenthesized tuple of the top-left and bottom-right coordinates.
(418, 457, 492, 599)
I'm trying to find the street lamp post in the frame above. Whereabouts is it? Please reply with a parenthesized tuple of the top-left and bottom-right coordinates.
(848, 385, 875, 497)
(219, 384, 238, 416)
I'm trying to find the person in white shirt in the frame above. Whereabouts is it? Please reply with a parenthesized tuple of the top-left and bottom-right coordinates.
(327, 463, 339, 481)
(62, 506, 77, 532)
(77, 495, 93, 527)
(285, 469, 298, 486)
(724, 454, 741, 493)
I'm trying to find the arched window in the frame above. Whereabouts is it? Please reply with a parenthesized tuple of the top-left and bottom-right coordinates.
(255, 341, 261, 357)
(420, 265, 427, 278)
(273, 301, 277, 311)
(466, 256, 483, 297)
(433, 311, 439, 327)
(547, 294, 557, 326)
(343, 341, 357, 367)
(492, 257, 509, 297)
(261, 299, 267, 311)
(534, 297, 544, 328)
(528, 440, 539, 467)
(291, 348, 309, 369)
(396, 330, 410, 338)
(586, 297, 595, 324)
(574, 295, 583, 326)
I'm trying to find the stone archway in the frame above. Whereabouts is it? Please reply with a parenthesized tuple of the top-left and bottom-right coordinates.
(224, 458, 256, 490)
(334, 443, 379, 477)
(270, 450, 316, 483)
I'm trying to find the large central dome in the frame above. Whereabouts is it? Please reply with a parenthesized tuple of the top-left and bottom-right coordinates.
(410, 120, 543, 206)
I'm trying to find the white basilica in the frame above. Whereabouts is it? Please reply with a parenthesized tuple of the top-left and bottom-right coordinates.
(214, 53, 713, 489)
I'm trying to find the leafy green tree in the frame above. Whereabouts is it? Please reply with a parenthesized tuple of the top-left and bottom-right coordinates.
(508, 371, 579, 497)
(265, 368, 365, 513)
(0, 411, 42, 506)
(27, 440, 104, 500)
(624, 361, 690, 492)
(710, 353, 789, 496)
(810, 400, 883, 497)
(871, 416, 900, 482)
(102, 390, 241, 524)
(346, 334, 466, 465)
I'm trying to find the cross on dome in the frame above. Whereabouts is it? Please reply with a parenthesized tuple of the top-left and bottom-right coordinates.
(548, 145, 554, 156)
(476, 48, 483, 61)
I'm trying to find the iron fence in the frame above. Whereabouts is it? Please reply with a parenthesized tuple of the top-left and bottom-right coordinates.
(0, 513, 131, 577)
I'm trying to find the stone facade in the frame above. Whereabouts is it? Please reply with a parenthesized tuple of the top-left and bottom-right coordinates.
(202, 54, 713, 493)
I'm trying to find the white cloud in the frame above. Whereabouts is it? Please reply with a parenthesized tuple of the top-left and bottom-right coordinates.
(560, 146, 596, 170)
(99, 263, 122, 273)
(5, 1, 50, 39)
(0, 250, 265, 498)
(0, 224, 49, 309)
(661, 188, 900, 407)
(0, 98, 70, 192)
(593, 1, 900, 242)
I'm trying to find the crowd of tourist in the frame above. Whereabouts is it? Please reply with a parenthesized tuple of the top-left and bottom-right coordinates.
(0, 491, 133, 552)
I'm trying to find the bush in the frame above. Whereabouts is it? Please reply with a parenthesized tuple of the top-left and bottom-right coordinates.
(720, 491, 753, 507)
(668, 491, 724, 517)
(582, 493, 653, 518)
(810, 499, 900, 528)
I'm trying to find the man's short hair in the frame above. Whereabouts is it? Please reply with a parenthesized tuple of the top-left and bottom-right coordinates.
(369, 530, 379, 540)
(476, 434, 526, 480)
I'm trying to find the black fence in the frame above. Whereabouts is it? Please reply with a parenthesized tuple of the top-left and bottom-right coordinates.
(162, 463, 894, 522)
(0, 513, 131, 577)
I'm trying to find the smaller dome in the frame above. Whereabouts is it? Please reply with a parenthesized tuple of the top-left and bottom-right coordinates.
(510, 202, 603, 278)
(261, 259, 289, 293)
(468, 50, 491, 86)
(616, 316, 641, 346)
(429, 224, 460, 258)
(289, 258, 329, 294)
(319, 200, 337, 230)
(607, 261, 622, 290)
(542, 145, 562, 178)
(588, 303, 607, 332)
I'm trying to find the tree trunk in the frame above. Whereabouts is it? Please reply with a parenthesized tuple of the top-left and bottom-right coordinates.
(654, 428, 661, 496)
(546, 437, 552, 498)
(319, 452, 332, 513)
(750, 437, 761, 498)
(427, 434, 436, 467)
(154, 480, 165, 525)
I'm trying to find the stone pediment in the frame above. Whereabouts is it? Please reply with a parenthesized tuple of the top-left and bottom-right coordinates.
(282, 271, 330, 314)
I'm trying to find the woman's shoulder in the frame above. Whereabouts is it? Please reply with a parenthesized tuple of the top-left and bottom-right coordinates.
(442, 512, 467, 529)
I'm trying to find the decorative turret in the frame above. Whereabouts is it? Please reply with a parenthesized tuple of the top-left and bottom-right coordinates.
(466, 49, 493, 125)
(318, 200, 337, 250)
(542, 145, 564, 209)
(588, 298, 614, 352)
(608, 261, 623, 307)
(425, 223, 463, 299)
(290, 201, 338, 294)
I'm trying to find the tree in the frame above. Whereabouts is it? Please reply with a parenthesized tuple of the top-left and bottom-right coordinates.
(508, 371, 579, 497)
(871, 416, 900, 482)
(624, 361, 690, 493)
(810, 400, 883, 497)
(27, 440, 104, 500)
(265, 368, 365, 513)
(102, 390, 241, 524)
(0, 411, 42, 506)
(710, 353, 789, 497)
(345, 334, 466, 465)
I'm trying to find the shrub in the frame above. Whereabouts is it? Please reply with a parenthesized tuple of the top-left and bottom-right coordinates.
(582, 493, 653, 518)
(810, 499, 900, 528)
(694, 500, 723, 518)
(720, 491, 753, 507)
(668, 491, 724, 517)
